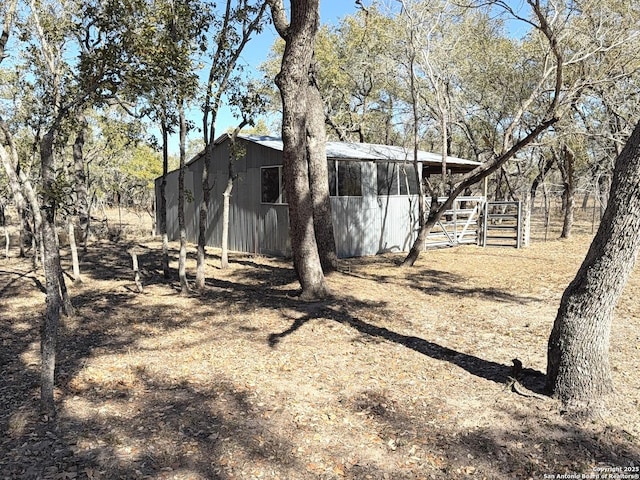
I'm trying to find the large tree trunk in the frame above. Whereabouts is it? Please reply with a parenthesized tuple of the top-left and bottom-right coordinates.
(269, 0, 329, 300)
(39, 130, 63, 417)
(178, 103, 189, 294)
(306, 72, 337, 273)
(547, 120, 640, 418)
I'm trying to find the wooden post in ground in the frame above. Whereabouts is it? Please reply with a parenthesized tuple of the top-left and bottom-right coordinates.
(129, 247, 144, 293)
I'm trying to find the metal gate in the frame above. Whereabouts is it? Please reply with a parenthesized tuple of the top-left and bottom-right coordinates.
(482, 200, 522, 248)
(425, 196, 486, 248)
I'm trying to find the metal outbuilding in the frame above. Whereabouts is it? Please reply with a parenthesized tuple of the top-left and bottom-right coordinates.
(155, 134, 482, 258)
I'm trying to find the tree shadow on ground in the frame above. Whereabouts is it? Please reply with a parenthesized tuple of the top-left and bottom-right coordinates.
(0, 267, 45, 298)
(267, 296, 546, 394)
(343, 265, 542, 304)
(2, 242, 638, 479)
(1, 365, 302, 479)
(0, 269, 303, 479)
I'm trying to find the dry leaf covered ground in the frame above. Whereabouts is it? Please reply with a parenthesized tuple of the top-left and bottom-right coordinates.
(1, 214, 639, 479)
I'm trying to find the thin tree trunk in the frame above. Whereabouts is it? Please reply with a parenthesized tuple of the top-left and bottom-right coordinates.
(196, 150, 211, 289)
(56, 232, 75, 317)
(530, 155, 554, 218)
(559, 146, 575, 239)
(131, 249, 144, 293)
(2, 203, 8, 258)
(178, 103, 189, 294)
(73, 111, 89, 248)
(0, 122, 28, 257)
(196, 1, 266, 289)
(33, 229, 40, 269)
(160, 120, 170, 279)
(581, 189, 589, 211)
(408, 40, 426, 229)
(18, 206, 27, 257)
(440, 110, 448, 192)
(543, 178, 551, 242)
(598, 174, 610, 219)
(547, 120, 640, 418)
(40, 216, 60, 418)
(220, 120, 248, 269)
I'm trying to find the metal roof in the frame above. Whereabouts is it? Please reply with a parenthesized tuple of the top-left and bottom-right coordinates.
(240, 134, 480, 173)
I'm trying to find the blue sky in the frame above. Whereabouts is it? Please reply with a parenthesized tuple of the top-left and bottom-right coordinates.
(239, 3, 360, 71)
(202, 3, 361, 143)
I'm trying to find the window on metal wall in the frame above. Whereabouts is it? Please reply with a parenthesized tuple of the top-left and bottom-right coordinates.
(399, 163, 418, 195)
(328, 160, 362, 197)
(261, 166, 286, 204)
(377, 162, 418, 195)
(377, 162, 398, 195)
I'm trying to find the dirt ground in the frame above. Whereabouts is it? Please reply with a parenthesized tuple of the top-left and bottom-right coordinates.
(1, 212, 639, 480)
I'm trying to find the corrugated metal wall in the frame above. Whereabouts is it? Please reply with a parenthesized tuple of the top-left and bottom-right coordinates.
(156, 138, 294, 257)
(156, 137, 430, 258)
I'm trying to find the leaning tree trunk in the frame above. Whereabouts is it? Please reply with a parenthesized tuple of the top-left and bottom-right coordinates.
(306, 72, 338, 273)
(547, 120, 640, 418)
(401, 118, 558, 266)
(270, 0, 328, 300)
